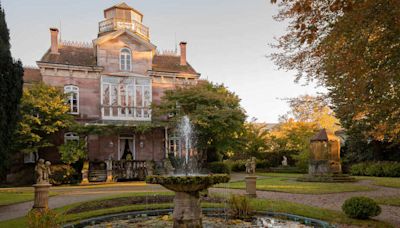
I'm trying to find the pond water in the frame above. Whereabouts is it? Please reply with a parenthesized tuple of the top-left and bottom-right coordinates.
(85, 214, 315, 228)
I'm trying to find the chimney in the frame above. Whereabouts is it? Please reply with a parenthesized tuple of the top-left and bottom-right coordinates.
(179, 42, 187, 66)
(50, 28, 59, 54)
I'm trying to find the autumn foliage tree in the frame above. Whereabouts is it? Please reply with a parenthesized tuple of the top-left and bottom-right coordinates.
(271, 0, 400, 159)
(14, 83, 74, 155)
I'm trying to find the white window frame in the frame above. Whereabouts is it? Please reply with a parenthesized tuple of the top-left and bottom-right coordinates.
(168, 132, 180, 157)
(100, 76, 152, 121)
(64, 132, 79, 143)
(120, 48, 132, 71)
(24, 152, 38, 164)
(64, 85, 79, 114)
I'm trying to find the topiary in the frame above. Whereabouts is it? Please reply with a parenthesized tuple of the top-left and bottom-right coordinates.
(342, 197, 381, 219)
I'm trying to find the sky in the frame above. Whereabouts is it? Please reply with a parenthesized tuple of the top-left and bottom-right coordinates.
(2, 0, 324, 123)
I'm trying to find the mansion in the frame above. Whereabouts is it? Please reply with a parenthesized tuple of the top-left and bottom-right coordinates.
(20, 3, 200, 182)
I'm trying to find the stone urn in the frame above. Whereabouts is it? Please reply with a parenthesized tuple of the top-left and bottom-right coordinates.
(146, 174, 230, 228)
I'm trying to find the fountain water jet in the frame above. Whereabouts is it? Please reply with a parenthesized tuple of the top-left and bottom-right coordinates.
(146, 115, 230, 228)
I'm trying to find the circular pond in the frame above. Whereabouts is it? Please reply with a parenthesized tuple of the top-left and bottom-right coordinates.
(63, 209, 334, 228)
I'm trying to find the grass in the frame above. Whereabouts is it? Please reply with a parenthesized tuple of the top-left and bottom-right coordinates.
(217, 173, 373, 194)
(356, 176, 400, 188)
(0, 191, 392, 228)
(374, 196, 400, 206)
(0, 190, 57, 206)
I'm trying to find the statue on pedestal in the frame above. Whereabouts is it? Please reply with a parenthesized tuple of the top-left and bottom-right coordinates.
(245, 157, 256, 175)
(35, 159, 51, 184)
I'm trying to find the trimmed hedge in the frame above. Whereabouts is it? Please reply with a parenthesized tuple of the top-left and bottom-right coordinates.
(50, 164, 78, 185)
(350, 161, 400, 177)
(342, 197, 381, 219)
(231, 160, 246, 172)
(207, 162, 231, 174)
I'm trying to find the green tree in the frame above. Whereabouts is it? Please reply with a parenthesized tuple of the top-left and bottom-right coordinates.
(59, 139, 87, 165)
(0, 5, 24, 179)
(154, 81, 246, 162)
(14, 83, 74, 155)
(234, 120, 271, 160)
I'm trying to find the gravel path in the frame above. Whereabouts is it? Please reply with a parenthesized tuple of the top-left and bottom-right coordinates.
(0, 183, 166, 221)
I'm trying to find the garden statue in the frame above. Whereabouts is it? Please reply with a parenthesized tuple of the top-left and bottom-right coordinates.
(282, 156, 288, 166)
(245, 157, 256, 174)
(33, 158, 52, 210)
(35, 158, 51, 184)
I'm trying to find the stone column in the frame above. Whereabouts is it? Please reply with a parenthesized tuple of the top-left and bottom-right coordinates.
(245, 176, 257, 198)
(105, 159, 113, 182)
(173, 191, 202, 228)
(32, 183, 52, 211)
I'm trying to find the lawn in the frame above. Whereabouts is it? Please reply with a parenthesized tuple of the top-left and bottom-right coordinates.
(374, 196, 400, 206)
(356, 176, 400, 188)
(0, 191, 391, 228)
(217, 173, 373, 194)
(0, 189, 57, 206)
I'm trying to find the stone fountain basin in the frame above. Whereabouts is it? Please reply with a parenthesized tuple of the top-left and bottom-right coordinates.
(146, 174, 230, 192)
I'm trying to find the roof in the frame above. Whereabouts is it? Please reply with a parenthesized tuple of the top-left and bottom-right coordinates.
(104, 2, 143, 17)
(311, 129, 339, 142)
(23, 67, 41, 83)
(152, 55, 198, 75)
(40, 45, 97, 67)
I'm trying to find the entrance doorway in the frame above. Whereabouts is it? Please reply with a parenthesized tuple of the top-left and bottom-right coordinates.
(118, 135, 135, 160)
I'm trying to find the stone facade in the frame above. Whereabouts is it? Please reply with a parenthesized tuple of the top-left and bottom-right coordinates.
(21, 3, 200, 182)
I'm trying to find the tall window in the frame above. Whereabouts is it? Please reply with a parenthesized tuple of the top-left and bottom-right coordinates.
(168, 132, 180, 157)
(101, 76, 151, 120)
(120, 48, 131, 71)
(64, 85, 79, 114)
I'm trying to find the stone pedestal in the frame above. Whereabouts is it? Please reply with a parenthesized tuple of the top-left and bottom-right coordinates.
(245, 176, 257, 198)
(32, 183, 51, 210)
(173, 191, 202, 228)
(81, 161, 89, 184)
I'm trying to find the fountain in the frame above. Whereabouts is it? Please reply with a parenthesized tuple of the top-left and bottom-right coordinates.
(146, 115, 230, 228)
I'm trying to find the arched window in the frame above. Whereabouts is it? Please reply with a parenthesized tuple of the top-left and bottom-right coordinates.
(120, 48, 131, 71)
(64, 85, 79, 114)
(64, 132, 79, 143)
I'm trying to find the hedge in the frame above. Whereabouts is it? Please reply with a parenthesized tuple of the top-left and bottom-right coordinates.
(350, 161, 400, 177)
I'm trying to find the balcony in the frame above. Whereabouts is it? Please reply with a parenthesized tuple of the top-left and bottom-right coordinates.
(99, 18, 150, 40)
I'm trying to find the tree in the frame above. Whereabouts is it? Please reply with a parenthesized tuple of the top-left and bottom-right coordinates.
(234, 120, 271, 160)
(280, 95, 341, 133)
(154, 81, 246, 162)
(59, 140, 86, 165)
(271, 0, 400, 158)
(0, 5, 24, 178)
(14, 83, 74, 155)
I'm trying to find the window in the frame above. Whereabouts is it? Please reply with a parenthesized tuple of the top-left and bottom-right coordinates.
(24, 152, 38, 164)
(64, 85, 79, 114)
(168, 133, 180, 157)
(101, 76, 151, 120)
(64, 132, 79, 143)
(120, 48, 131, 71)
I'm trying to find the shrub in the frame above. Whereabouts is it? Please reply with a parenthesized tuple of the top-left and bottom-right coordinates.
(50, 164, 77, 185)
(231, 160, 246, 172)
(342, 197, 381, 219)
(256, 160, 271, 170)
(350, 161, 400, 177)
(227, 194, 253, 219)
(207, 162, 231, 174)
(27, 208, 62, 228)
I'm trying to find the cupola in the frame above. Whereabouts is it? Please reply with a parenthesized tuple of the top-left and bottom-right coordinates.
(98, 2, 149, 40)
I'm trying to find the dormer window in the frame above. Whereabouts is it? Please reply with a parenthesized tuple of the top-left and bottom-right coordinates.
(64, 85, 79, 114)
(120, 48, 131, 71)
